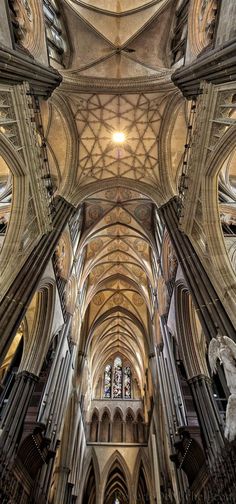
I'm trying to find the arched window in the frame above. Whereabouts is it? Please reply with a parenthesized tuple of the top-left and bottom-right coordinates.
(113, 357, 122, 398)
(90, 412, 99, 442)
(100, 411, 110, 442)
(103, 358, 132, 399)
(43, 0, 68, 66)
(123, 366, 131, 398)
(112, 410, 123, 442)
(125, 412, 134, 443)
(104, 364, 112, 398)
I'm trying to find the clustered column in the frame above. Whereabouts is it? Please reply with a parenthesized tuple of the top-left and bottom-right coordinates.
(158, 197, 235, 342)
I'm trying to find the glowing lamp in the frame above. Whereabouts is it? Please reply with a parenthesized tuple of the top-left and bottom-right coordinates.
(112, 131, 125, 143)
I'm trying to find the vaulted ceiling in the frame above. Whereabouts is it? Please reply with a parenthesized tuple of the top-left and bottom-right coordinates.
(46, 0, 186, 396)
(77, 187, 156, 393)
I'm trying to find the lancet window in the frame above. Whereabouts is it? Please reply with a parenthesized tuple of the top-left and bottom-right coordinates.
(43, 0, 67, 65)
(103, 357, 131, 399)
(104, 364, 112, 398)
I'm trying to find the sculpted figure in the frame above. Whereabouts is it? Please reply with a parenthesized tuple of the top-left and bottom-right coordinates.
(209, 333, 236, 441)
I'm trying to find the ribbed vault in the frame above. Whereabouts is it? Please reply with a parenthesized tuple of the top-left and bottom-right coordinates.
(76, 187, 156, 398)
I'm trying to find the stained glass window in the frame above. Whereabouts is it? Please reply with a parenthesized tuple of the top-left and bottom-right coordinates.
(103, 358, 132, 399)
(104, 364, 112, 398)
(123, 366, 131, 398)
(113, 357, 122, 398)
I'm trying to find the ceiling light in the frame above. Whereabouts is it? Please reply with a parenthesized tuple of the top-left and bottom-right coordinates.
(112, 131, 125, 143)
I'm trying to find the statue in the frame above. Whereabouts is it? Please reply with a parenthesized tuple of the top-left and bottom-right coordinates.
(208, 333, 236, 441)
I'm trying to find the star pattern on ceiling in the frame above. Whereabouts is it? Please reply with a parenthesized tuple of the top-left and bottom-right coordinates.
(74, 93, 163, 184)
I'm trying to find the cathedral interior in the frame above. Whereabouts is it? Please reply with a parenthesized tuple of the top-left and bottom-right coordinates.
(1, 0, 236, 503)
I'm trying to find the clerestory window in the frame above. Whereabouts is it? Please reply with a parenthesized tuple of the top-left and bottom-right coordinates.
(103, 357, 131, 399)
(43, 0, 67, 65)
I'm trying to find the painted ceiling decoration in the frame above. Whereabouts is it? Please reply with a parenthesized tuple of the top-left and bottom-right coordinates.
(76, 188, 156, 391)
(46, 0, 184, 396)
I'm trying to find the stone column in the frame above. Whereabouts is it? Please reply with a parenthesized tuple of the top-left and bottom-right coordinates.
(0, 44, 62, 98)
(188, 375, 225, 461)
(53, 467, 71, 504)
(0, 370, 38, 459)
(158, 197, 235, 341)
(32, 451, 57, 504)
(151, 433, 162, 504)
(0, 196, 76, 366)
(172, 40, 236, 99)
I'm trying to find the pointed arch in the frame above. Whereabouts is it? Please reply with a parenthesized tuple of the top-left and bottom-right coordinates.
(133, 451, 153, 504)
(81, 450, 100, 504)
(100, 408, 111, 442)
(112, 408, 123, 443)
(101, 450, 132, 504)
(82, 461, 96, 504)
(125, 408, 135, 443)
(90, 409, 99, 442)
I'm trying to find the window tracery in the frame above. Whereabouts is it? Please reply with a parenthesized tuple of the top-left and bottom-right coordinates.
(43, 0, 67, 65)
(113, 357, 122, 399)
(103, 358, 131, 399)
(123, 366, 131, 399)
(104, 364, 112, 398)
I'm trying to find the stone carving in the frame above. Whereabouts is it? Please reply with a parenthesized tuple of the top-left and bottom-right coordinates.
(220, 212, 236, 227)
(54, 239, 66, 276)
(199, 0, 218, 48)
(10, 0, 32, 43)
(209, 333, 236, 441)
(168, 249, 178, 278)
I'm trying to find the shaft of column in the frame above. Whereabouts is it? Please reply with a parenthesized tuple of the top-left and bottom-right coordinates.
(0, 197, 76, 364)
(188, 375, 225, 462)
(159, 198, 236, 341)
(0, 370, 38, 459)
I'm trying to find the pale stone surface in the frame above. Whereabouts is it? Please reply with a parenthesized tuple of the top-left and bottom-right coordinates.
(0, 4, 13, 48)
(216, 0, 236, 46)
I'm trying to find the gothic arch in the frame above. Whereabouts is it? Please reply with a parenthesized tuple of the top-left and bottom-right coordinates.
(89, 406, 100, 423)
(133, 453, 152, 504)
(201, 125, 236, 327)
(175, 281, 209, 379)
(84, 305, 149, 354)
(41, 94, 78, 197)
(99, 408, 111, 443)
(125, 408, 135, 443)
(100, 451, 132, 504)
(0, 134, 29, 296)
(18, 280, 56, 376)
(12, 0, 47, 62)
(54, 229, 73, 281)
(80, 449, 100, 504)
(187, 0, 218, 59)
(81, 459, 97, 504)
(69, 177, 165, 208)
(159, 92, 187, 199)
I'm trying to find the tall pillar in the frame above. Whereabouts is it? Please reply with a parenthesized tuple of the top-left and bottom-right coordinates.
(188, 375, 224, 461)
(53, 467, 71, 504)
(0, 196, 76, 365)
(32, 451, 57, 504)
(0, 371, 38, 459)
(172, 39, 236, 99)
(158, 197, 235, 341)
(0, 44, 62, 97)
(151, 433, 162, 504)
